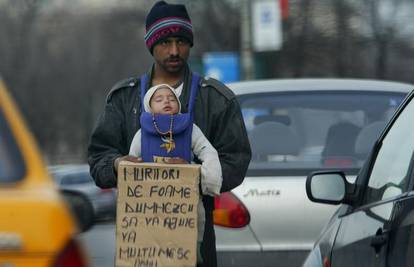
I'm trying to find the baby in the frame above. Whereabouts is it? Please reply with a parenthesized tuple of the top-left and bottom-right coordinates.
(129, 84, 222, 264)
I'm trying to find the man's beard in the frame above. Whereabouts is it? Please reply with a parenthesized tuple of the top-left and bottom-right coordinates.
(161, 56, 185, 73)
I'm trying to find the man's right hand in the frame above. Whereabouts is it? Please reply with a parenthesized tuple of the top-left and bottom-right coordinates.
(114, 155, 143, 173)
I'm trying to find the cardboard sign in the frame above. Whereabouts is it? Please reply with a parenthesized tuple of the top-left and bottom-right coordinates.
(115, 162, 200, 267)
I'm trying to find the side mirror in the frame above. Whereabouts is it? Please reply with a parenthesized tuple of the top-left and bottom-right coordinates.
(306, 171, 347, 205)
(61, 190, 95, 232)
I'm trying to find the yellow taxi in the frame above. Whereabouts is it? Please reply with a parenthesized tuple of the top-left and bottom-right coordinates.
(0, 78, 91, 267)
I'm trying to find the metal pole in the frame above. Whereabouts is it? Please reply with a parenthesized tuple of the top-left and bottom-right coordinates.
(241, 0, 255, 80)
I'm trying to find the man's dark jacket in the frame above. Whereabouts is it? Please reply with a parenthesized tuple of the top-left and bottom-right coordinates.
(87, 66, 251, 267)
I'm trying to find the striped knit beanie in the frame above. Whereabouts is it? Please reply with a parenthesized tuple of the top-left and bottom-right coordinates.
(144, 1, 193, 53)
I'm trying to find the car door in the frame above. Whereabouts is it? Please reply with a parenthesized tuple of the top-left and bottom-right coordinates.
(330, 91, 414, 267)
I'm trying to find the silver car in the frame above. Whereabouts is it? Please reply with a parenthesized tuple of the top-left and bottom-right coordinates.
(49, 164, 117, 221)
(214, 79, 413, 267)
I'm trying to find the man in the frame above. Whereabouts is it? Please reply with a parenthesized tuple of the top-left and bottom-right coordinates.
(87, 1, 251, 266)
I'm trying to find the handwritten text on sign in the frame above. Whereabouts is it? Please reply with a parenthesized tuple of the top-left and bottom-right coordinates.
(116, 162, 200, 267)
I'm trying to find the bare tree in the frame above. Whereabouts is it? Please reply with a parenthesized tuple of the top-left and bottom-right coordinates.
(292, 0, 312, 77)
(1, 0, 414, 164)
(355, 0, 407, 79)
(0, 0, 41, 96)
(333, 0, 352, 76)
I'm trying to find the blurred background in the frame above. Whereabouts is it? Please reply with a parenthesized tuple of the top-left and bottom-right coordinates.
(1, 0, 414, 164)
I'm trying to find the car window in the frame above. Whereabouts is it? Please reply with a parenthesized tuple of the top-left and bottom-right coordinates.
(238, 91, 405, 176)
(0, 108, 25, 182)
(362, 96, 414, 204)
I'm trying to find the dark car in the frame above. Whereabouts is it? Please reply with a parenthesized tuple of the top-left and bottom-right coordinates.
(303, 88, 414, 267)
(49, 164, 117, 221)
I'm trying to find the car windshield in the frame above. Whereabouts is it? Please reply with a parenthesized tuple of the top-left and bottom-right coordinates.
(0, 108, 25, 182)
(238, 91, 405, 176)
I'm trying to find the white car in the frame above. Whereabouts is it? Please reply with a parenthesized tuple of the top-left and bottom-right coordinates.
(213, 79, 413, 267)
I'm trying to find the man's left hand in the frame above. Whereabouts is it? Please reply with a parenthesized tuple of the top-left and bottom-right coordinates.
(165, 157, 188, 164)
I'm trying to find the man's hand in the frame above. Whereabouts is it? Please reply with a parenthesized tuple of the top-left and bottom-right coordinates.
(164, 157, 188, 164)
(114, 155, 143, 173)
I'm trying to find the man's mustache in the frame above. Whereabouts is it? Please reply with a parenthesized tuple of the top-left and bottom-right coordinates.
(166, 56, 182, 61)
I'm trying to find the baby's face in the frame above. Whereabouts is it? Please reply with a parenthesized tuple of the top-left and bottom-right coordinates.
(150, 87, 179, 114)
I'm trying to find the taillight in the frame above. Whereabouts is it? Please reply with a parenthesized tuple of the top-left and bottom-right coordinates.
(53, 239, 89, 267)
(213, 192, 250, 228)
